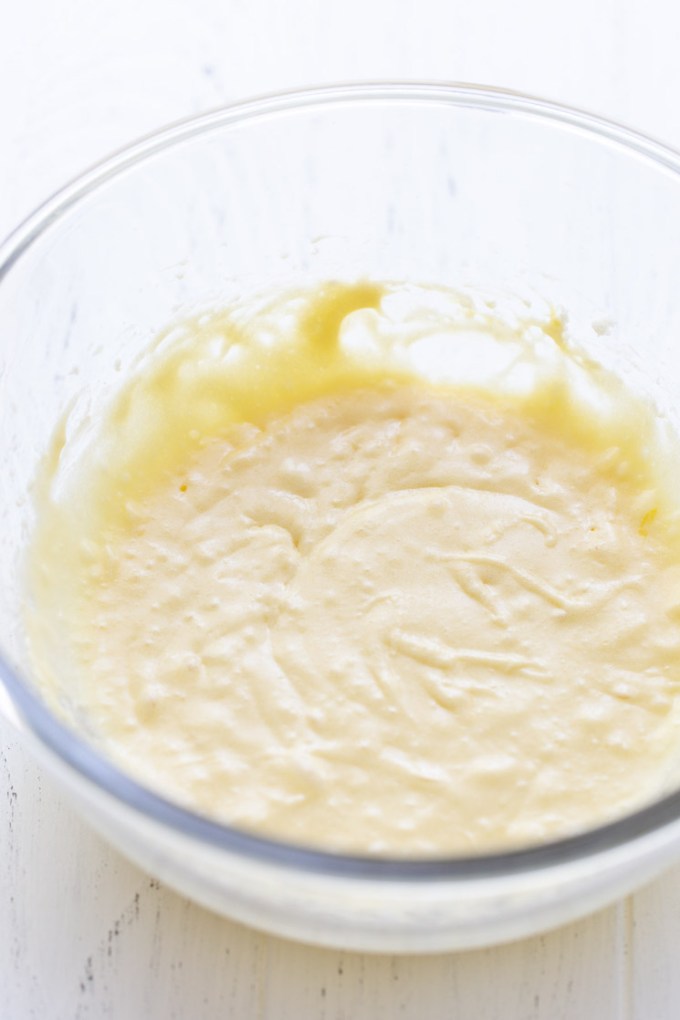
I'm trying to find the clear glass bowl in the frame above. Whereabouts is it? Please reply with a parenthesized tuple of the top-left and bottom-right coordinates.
(3, 82, 680, 953)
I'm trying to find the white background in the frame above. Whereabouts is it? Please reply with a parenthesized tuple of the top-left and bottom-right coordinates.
(2, 0, 680, 1015)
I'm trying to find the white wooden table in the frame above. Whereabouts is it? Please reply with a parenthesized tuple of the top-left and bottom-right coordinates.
(3, 1, 680, 1014)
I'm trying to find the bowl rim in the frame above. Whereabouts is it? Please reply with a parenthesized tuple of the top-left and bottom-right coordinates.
(4, 80, 680, 881)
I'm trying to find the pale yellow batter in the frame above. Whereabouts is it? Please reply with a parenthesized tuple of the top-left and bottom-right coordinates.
(27, 282, 680, 853)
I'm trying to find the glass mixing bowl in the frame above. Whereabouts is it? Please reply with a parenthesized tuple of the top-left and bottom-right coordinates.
(3, 83, 680, 953)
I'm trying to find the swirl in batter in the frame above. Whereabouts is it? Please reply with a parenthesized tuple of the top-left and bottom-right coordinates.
(27, 282, 680, 853)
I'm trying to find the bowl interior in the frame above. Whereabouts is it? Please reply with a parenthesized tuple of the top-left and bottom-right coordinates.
(4, 84, 680, 874)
